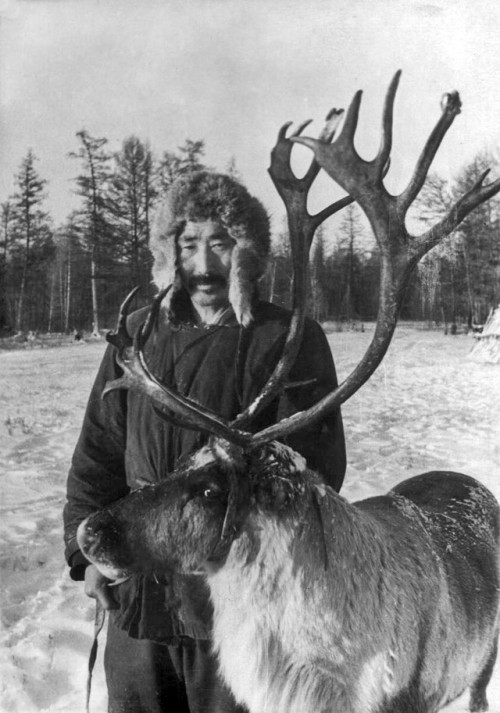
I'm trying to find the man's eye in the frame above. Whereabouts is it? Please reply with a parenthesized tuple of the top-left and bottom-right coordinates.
(211, 238, 234, 250)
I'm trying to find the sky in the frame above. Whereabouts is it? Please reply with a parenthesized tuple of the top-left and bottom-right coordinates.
(1, 0, 500, 234)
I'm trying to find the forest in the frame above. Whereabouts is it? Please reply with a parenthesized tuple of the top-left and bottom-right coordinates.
(1, 131, 499, 336)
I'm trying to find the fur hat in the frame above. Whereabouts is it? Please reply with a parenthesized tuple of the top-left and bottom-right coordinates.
(150, 171, 271, 326)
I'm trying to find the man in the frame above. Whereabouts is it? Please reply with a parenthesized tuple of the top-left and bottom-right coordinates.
(64, 171, 346, 713)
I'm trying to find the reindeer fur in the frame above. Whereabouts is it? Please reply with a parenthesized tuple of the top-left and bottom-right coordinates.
(78, 442, 500, 713)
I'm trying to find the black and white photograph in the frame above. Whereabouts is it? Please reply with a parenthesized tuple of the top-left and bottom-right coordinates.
(1, 1, 499, 711)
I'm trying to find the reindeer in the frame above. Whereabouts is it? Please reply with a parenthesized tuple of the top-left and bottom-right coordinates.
(77, 73, 500, 713)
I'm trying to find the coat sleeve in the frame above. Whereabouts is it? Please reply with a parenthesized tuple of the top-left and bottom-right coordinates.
(63, 343, 130, 579)
(276, 319, 346, 492)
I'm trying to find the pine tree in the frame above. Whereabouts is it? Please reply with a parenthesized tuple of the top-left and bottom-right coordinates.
(309, 226, 329, 321)
(334, 204, 366, 322)
(157, 139, 206, 195)
(49, 214, 88, 333)
(108, 136, 157, 293)
(179, 139, 206, 173)
(0, 201, 13, 331)
(69, 130, 113, 334)
(264, 219, 293, 308)
(9, 150, 52, 331)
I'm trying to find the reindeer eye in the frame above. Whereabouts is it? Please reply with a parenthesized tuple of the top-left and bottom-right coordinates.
(199, 483, 225, 501)
(186, 472, 224, 502)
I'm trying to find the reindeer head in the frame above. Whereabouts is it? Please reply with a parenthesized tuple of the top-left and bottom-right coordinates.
(77, 72, 500, 583)
(77, 439, 309, 578)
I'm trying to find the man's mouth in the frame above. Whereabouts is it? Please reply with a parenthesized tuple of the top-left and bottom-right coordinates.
(188, 275, 227, 291)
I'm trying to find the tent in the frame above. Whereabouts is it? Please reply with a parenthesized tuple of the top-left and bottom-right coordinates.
(468, 305, 500, 364)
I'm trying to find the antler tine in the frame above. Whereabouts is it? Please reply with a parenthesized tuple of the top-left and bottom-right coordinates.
(268, 111, 349, 234)
(136, 285, 171, 349)
(232, 111, 352, 430)
(294, 119, 314, 136)
(291, 79, 399, 215)
(337, 89, 363, 146)
(376, 70, 401, 177)
(104, 291, 252, 447)
(106, 286, 140, 350)
(247, 73, 500, 447)
(416, 169, 500, 258)
(322, 107, 346, 141)
(312, 191, 357, 229)
(268, 121, 301, 202)
(302, 108, 345, 190)
(398, 90, 462, 213)
(277, 121, 294, 141)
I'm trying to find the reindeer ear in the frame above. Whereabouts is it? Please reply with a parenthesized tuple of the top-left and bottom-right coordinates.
(255, 475, 305, 512)
(251, 442, 307, 512)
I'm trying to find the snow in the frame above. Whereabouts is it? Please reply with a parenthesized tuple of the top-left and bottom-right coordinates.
(1, 326, 499, 713)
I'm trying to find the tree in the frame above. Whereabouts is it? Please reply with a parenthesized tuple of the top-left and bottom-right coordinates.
(179, 139, 206, 174)
(48, 214, 89, 333)
(414, 154, 500, 328)
(264, 220, 294, 308)
(332, 204, 366, 321)
(452, 152, 500, 326)
(413, 172, 462, 325)
(357, 248, 382, 320)
(9, 150, 52, 331)
(69, 130, 113, 334)
(157, 139, 206, 195)
(226, 156, 240, 180)
(0, 201, 14, 331)
(108, 136, 157, 293)
(309, 226, 329, 321)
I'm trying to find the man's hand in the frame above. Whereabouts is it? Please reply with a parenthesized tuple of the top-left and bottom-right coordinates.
(84, 564, 119, 610)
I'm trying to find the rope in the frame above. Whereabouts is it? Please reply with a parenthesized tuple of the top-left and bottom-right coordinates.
(86, 600, 106, 713)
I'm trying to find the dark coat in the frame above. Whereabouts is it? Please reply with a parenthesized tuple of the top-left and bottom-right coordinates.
(64, 299, 346, 642)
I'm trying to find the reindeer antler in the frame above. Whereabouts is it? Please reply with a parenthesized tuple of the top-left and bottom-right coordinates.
(104, 287, 252, 447)
(103, 72, 500, 453)
(232, 111, 353, 428)
(249, 71, 500, 444)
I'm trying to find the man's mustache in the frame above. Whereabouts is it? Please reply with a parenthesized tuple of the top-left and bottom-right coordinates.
(187, 274, 227, 289)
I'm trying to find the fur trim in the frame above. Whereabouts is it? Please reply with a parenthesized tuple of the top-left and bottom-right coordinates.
(150, 171, 270, 326)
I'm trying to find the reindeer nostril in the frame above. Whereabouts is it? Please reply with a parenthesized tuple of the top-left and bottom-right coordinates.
(85, 530, 97, 544)
(77, 520, 100, 554)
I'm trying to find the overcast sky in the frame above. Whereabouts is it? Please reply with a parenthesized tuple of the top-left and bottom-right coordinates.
(1, 0, 500, 232)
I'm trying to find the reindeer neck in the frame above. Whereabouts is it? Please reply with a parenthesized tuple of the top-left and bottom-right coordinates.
(208, 481, 397, 610)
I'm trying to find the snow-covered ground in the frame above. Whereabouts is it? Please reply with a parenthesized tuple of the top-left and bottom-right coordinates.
(1, 326, 499, 713)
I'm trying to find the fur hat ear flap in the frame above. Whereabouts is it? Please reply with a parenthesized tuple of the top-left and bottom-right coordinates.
(227, 228, 268, 327)
(150, 201, 184, 315)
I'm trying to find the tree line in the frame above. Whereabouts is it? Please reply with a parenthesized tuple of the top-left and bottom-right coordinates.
(0, 133, 207, 335)
(1, 134, 498, 336)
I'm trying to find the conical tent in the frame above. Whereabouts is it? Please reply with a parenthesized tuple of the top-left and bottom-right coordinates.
(468, 305, 500, 364)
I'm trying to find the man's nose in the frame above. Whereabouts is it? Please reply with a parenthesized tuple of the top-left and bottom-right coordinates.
(193, 243, 218, 274)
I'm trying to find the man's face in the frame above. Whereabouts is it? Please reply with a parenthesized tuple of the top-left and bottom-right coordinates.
(177, 219, 235, 311)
